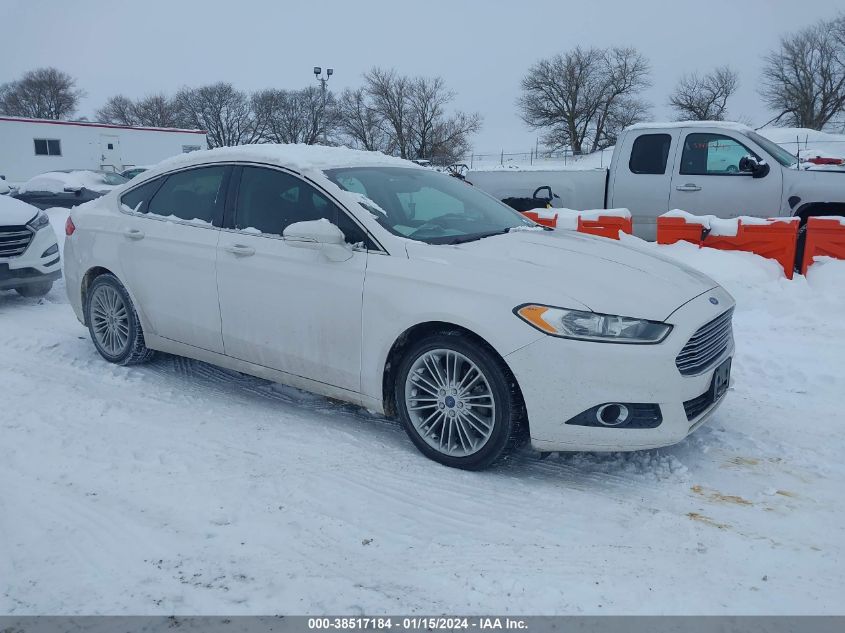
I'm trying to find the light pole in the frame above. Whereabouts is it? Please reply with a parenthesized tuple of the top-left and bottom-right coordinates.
(313, 66, 333, 145)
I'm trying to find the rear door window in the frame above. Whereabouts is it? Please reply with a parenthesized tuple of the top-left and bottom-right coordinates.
(147, 166, 228, 225)
(629, 134, 672, 174)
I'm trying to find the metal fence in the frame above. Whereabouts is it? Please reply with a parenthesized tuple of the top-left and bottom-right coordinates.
(463, 147, 613, 168)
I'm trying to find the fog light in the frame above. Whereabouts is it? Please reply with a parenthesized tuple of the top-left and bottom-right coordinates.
(565, 402, 662, 429)
(596, 403, 629, 426)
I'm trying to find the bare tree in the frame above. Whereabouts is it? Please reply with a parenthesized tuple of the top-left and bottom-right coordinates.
(134, 94, 181, 128)
(96, 94, 139, 125)
(0, 67, 84, 119)
(336, 87, 392, 152)
(760, 18, 845, 129)
(173, 83, 264, 148)
(669, 66, 739, 121)
(98, 93, 194, 128)
(336, 67, 481, 163)
(363, 68, 415, 159)
(255, 86, 336, 145)
(518, 47, 651, 154)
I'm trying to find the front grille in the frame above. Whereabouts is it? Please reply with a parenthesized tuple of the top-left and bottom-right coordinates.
(0, 225, 34, 258)
(676, 308, 733, 376)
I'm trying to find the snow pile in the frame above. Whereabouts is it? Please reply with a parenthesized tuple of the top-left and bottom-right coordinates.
(554, 207, 631, 230)
(661, 209, 798, 237)
(17, 171, 122, 194)
(759, 126, 845, 164)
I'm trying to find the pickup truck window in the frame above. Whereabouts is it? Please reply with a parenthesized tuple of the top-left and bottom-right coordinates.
(680, 133, 760, 176)
(746, 131, 799, 167)
(629, 134, 672, 174)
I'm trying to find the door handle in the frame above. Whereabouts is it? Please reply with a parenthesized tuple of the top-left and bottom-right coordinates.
(123, 229, 145, 240)
(675, 183, 702, 192)
(225, 244, 255, 257)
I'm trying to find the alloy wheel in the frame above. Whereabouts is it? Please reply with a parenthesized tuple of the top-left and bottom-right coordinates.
(404, 348, 496, 457)
(90, 285, 130, 356)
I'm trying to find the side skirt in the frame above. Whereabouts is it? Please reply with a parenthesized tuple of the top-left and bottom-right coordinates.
(144, 333, 385, 414)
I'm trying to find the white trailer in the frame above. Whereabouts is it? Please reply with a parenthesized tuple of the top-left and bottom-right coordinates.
(0, 116, 207, 184)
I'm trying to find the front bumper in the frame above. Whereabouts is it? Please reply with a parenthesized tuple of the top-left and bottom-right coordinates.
(0, 226, 62, 290)
(505, 287, 735, 452)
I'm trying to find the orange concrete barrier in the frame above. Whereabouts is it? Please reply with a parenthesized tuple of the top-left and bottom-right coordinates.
(657, 212, 800, 279)
(801, 216, 845, 275)
(577, 215, 633, 240)
(705, 219, 799, 280)
(521, 209, 558, 228)
(657, 216, 707, 245)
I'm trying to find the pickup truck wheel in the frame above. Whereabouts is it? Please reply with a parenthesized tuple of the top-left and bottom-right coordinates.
(15, 281, 53, 297)
(394, 334, 520, 470)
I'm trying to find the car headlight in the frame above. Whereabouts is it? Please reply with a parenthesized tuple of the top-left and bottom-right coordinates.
(28, 211, 50, 231)
(514, 304, 672, 344)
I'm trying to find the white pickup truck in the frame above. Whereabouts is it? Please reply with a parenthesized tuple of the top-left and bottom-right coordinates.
(468, 121, 845, 241)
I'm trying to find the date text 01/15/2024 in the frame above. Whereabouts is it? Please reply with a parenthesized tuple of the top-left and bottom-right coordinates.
(307, 617, 528, 630)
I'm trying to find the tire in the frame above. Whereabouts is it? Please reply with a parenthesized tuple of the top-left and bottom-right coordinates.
(85, 273, 154, 366)
(15, 281, 53, 297)
(394, 332, 524, 470)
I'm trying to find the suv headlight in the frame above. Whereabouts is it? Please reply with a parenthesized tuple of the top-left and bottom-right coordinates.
(515, 304, 672, 344)
(28, 211, 50, 231)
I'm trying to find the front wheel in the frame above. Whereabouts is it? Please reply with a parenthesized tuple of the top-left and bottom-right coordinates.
(394, 334, 522, 470)
(85, 274, 154, 366)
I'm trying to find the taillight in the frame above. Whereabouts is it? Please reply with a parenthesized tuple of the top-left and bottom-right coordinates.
(65, 216, 76, 236)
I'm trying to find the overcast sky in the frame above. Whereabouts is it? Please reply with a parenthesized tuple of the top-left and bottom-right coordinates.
(2, 0, 842, 153)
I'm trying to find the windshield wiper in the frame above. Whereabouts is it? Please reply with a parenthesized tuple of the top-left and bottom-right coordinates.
(444, 228, 514, 245)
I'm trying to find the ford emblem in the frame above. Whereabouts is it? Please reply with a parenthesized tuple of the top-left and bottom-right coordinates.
(709, 297, 719, 305)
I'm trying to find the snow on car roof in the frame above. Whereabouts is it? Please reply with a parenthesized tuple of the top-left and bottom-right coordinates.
(17, 170, 124, 195)
(626, 120, 754, 133)
(147, 143, 419, 177)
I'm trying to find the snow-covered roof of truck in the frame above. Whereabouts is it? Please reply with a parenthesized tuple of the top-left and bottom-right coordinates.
(147, 143, 419, 176)
(626, 120, 754, 133)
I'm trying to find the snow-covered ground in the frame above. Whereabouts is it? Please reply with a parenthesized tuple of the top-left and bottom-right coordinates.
(2, 208, 844, 615)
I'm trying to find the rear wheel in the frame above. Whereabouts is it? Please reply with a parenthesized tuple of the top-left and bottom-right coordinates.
(394, 333, 522, 470)
(85, 274, 154, 366)
(15, 281, 52, 297)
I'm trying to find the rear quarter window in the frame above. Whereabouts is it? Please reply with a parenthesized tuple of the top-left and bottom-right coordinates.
(120, 178, 164, 213)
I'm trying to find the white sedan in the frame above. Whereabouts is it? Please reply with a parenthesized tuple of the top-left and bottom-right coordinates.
(63, 145, 735, 469)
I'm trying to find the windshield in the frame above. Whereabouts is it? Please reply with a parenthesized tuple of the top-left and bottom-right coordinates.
(746, 132, 798, 167)
(96, 172, 130, 185)
(325, 167, 535, 244)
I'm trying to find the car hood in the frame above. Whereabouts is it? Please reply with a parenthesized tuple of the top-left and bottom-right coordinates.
(0, 194, 38, 225)
(404, 229, 719, 322)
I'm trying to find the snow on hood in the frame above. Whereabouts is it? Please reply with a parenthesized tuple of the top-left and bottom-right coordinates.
(17, 171, 121, 195)
(405, 229, 719, 322)
(0, 194, 39, 225)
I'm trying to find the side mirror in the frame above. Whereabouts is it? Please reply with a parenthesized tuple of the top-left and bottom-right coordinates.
(738, 156, 770, 179)
(283, 220, 352, 262)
